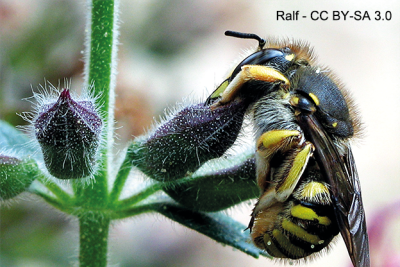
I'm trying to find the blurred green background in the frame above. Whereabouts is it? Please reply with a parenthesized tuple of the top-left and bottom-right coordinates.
(1, 0, 400, 266)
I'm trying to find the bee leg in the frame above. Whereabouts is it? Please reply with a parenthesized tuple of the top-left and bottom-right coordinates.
(252, 141, 314, 219)
(211, 65, 290, 109)
(274, 142, 314, 202)
(256, 129, 302, 191)
(251, 186, 278, 218)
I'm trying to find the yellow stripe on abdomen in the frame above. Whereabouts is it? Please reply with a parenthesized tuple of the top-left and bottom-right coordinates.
(263, 233, 287, 258)
(290, 204, 331, 225)
(281, 219, 323, 245)
(272, 229, 306, 259)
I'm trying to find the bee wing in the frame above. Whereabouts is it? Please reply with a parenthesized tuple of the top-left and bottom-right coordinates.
(342, 146, 370, 267)
(298, 114, 370, 267)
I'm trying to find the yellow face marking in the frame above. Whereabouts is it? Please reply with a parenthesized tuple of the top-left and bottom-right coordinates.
(308, 93, 320, 106)
(332, 122, 338, 128)
(210, 80, 229, 99)
(290, 205, 331, 226)
(263, 233, 287, 258)
(281, 219, 322, 245)
(272, 229, 305, 258)
(290, 96, 299, 105)
(285, 53, 295, 62)
(283, 92, 290, 99)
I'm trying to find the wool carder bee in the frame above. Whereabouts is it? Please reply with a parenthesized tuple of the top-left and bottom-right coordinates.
(206, 31, 370, 266)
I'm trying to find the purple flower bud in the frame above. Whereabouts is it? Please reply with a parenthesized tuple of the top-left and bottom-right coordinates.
(34, 89, 102, 179)
(131, 101, 247, 181)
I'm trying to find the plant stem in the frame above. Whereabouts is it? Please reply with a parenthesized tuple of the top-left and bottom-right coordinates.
(109, 149, 134, 203)
(77, 0, 118, 266)
(36, 174, 73, 204)
(117, 183, 163, 209)
(79, 214, 111, 267)
(82, 0, 119, 203)
(86, 0, 117, 121)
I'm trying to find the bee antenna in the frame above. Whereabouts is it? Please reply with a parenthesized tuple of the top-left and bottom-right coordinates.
(225, 30, 266, 49)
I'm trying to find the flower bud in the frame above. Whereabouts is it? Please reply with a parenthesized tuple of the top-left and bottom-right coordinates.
(131, 101, 247, 182)
(34, 89, 102, 179)
(0, 155, 38, 200)
(165, 157, 258, 212)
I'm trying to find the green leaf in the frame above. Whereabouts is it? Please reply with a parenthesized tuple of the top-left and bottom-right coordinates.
(164, 154, 259, 212)
(0, 120, 34, 157)
(150, 201, 270, 259)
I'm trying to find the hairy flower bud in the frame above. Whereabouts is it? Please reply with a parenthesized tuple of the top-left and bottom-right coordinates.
(131, 101, 247, 181)
(34, 89, 102, 179)
(165, 157, 258, 212)
(0, 155, 38, 200)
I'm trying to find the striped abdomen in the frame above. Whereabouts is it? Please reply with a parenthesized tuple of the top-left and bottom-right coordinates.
(251, 181, 339, 259)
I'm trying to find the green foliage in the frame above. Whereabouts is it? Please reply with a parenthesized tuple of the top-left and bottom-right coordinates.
(152, 201, 268, 258)
(164, 156, 259, 212)
(0, 156, 38, 200)
(0, 121, 35, 156)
